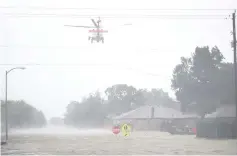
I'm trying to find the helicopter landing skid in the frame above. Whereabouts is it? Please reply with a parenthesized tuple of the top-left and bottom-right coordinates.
(89, 37, 104, 44)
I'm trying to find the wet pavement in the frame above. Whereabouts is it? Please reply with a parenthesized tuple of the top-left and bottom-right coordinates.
(1, 127, 237, 155)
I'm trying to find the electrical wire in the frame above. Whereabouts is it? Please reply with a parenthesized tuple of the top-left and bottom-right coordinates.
(0, 6, 234, 20)
(1, 13, 230, 19)
(1, 13, 229, 17)
(0, 45, 97, 49)
(0, 6, 235, 11)
(0, 5, 233, 20)
(0, 63, 117, 66)
(0, 63, 172, 78)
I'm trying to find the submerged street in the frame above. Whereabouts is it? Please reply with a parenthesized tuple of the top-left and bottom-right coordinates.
(1, 126, 237, 155)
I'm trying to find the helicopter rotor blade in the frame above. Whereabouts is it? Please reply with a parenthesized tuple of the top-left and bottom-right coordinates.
(91, 19, 98, 28)
(64, 25, 95, 28)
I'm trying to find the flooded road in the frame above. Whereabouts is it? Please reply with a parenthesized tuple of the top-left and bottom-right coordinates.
(1, 126, 237, 155)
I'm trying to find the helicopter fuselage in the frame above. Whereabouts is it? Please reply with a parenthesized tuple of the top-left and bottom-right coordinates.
(88, 30, 104, 43)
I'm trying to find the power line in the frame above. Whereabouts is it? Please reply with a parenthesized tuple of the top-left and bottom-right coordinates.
(0, 63, 117, 66)
(0, 45, 95, 49)
(1, 13, 230, 19)
(0, 63, 171, 78)
(1, 13, 228, 17)
(0, 6, 235, 11)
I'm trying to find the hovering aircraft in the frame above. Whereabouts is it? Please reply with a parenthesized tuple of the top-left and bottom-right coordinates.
(65, 17, 108, 43)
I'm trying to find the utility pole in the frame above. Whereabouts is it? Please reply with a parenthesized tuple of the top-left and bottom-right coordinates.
(232, 11, 237, 134)
(5, 71, 8, 141)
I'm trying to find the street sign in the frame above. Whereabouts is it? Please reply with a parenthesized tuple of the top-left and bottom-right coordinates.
(112, 126, 120, 135)
(121, 124, 131, 136)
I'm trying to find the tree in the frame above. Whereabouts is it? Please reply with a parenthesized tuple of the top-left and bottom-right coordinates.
(64, 91, 106, 127)
(105, 84, 137, 115)
(1, 100, 46, 129)
(104, 84, 176, 115)
(64, 101, 80, 125)
(64, 84, 176, 128)
(132, 88, 147, 108)
(171, 46, 234, 117)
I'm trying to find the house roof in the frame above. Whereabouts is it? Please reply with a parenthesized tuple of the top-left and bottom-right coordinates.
(113, 105, 198, 120)
(206, 105, 236, 118)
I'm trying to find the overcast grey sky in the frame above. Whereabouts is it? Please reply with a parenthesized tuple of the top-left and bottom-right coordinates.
(0, 0, 236, 119)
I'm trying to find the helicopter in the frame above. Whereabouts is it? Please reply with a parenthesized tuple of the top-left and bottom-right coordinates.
(65, 17, 108, 43)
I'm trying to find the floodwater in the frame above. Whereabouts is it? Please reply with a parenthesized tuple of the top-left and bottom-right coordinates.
(1, 126, 237, 155)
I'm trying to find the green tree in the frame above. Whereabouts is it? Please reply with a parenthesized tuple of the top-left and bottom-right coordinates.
(171, 46, 234, 117)
(1, 100, 46, 129)
(64, 101, 80, 125)
(104, 84, 175, 115)
(64, 91, 106, 127)
(143, 88, 174, 106)
(64, 85, 176, 127)
(105, 84, 137, 115)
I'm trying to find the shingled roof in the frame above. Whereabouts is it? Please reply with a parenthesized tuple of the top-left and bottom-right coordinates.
(113, 105, 198, 120)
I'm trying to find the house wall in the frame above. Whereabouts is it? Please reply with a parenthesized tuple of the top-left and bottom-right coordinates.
(112, 119, 152, 130)
(196, 118, 237, 139)
(171, 118, 197, 127)
(113, 118, 197, 131)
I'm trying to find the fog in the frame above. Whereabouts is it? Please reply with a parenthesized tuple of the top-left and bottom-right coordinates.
(1, 0, 236, 119)
(8, 125, 112, 136)
(1, 0, 237, 154)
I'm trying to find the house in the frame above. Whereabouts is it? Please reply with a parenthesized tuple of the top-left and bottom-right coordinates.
(196, 105, 237, 139)
(205, 104, 236, 119)
(111, 105, 198, 131)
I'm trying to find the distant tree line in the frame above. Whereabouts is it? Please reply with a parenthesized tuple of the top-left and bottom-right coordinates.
(64, 85, 175, 127)
(1, 100, 46, 130)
